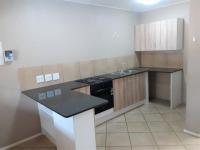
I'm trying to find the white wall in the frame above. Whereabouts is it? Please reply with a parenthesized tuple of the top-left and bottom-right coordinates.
(186, 0, 200, 134)
(0, 0, 139, 147)
(0, 0, 138, 67)
(138, 3, 189, 23)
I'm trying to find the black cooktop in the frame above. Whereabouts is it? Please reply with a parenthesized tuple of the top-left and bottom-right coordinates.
(76, 76, 112, 85)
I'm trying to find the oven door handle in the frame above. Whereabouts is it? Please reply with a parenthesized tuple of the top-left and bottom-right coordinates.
(95, 89, 106, 93)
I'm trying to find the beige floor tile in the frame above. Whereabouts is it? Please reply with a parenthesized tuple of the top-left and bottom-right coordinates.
(109, 115, 126, 123)
(106, 147, 132, 150)
(185, 145, 200, 150)
(158, 146, 186, 150)
(176, 132, 200, 145)
(147, 122, 173, 132)
(140, 105, 159, 114)
(10, 148, 56, 150)
(106, 133, 131, 147)
(162, 112, 183, 122)
(125, 114, 145, 122)
(129, 133, 156, 146)
(144, 114, 164, 122)
(168, 121, 185, 132)
(152, 132, 182, 146)
(97, 147, 106, 150)
(133, 146, 158, 150)
(127, 122, 150, 132)
(175, 105, 186, 114)
(155, 105, 175, 114)
(107, 123, 128, 133)
(96, 134, 106, 147)
(179, 112, 186, 120)
(96, 123, 107, 133)
(126, 108, 142, 115)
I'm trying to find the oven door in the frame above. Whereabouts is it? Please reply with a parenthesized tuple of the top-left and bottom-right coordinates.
(91, 87, 113, 114)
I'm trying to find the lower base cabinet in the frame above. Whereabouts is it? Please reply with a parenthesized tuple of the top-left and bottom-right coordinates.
(113, 73, 146, 111)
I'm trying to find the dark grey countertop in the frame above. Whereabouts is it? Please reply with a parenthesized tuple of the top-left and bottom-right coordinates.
(101, 67, 182, 80)
(102, 68, 148, 80)
(22, 67, 182, 118)
(137, 67, 183, 73)
(23, 81, 108, 118)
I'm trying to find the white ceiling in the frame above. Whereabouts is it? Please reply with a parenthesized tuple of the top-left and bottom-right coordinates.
(63, 0, 189, 12)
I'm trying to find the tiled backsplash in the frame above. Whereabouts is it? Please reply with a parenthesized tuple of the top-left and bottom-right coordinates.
(18, 55, 139, 91)
(138, 51, 183, 68)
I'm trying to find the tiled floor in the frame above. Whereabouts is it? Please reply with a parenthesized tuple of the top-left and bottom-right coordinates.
(9, 102, 200, 150)
(96, 102, 200, 150)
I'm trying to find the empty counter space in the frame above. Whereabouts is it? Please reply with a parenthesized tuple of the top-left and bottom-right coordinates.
(138, 67, 183, 109)
(22, 81, 107, 150)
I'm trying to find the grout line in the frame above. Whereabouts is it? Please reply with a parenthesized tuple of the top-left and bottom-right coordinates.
(124, 114, 133, 150)
(97, 102, 188, 149)
(141, 108, 159, 149)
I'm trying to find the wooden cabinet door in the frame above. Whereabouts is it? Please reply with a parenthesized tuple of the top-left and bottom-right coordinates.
(167, 19, 178, 50)
(135, 25, 141, 51)
(149, 22, 156, 50)
(124, 76, 134, 107)
(113, 78, 125, 111)
(140, 24, 146, 51)
(74, 86, 90, 95)
(135, 18, 183, 51)
(113, 73, 146, 111)
(160, 20, 168, 50)
(155, 21, 161, 50)
(135, 24, 146, 51)
(138, 73, 146, 101)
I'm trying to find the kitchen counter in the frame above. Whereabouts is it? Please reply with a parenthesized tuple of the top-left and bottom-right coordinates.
(101, 67, 182, 80)
(137, 67, 183, 73)
(22, 67, 182, 150)
(23, 67, 182, 118)
(23, 81, 107, 150)
(23, 81, 107, 118)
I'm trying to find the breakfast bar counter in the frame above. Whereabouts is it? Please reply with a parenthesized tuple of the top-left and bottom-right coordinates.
(23, 81, 107, 150)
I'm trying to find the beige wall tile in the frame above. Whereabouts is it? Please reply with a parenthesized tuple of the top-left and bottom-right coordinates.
(94, 59, 108, 76)
(42, 64, 64, 86)
(79, 60, 95, 78)
(154, 53, 168, 68)
(124, 55, 139, 69)
(63, 62, 80, 82)
(18, 66, 44, 91)
(167, 52, 183, 68)
(116, 56, 129, 71)
(106, 57, 118, 73)
(139, 51, 183, 68)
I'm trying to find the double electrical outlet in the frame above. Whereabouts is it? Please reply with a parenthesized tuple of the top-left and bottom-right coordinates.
(36, 73, 60, 84)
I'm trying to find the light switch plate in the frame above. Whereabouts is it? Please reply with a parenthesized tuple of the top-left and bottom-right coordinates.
(53, 73, 60, 81)
(36, 75, 44, 83)
(45, 74, 52, 82)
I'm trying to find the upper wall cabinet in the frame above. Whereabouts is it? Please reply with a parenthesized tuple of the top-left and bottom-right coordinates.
(135, 18, 184, 51)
